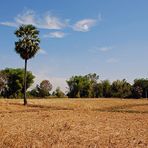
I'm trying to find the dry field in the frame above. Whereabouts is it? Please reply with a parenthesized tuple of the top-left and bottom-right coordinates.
(0, 98, 148, 148)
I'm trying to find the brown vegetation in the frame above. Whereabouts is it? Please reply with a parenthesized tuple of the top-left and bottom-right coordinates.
(0, 98, 148, 147)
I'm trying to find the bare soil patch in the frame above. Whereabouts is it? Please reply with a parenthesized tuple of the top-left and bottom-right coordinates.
(0, 98, 148, 148)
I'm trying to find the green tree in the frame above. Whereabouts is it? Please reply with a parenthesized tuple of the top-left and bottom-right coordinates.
(80, 76, 91, 98)
(38, 80, 52, 97)
(1, 68, 35, 98)
(67, 76, 84, 98)
(30, 80, 52, 98)
(15, 24, 40, 105)
(111, 79, 132, 98)
(0, 71, 8, 96)
(67, 73, 99, 98)
(86, 73, 99, 98)
(132, 86, 143, 99)
(29, 87, 39, 97)
(102, 80, 111, 97)
(53, 87, 65, 98)
(133, 79, 148, 98)
(96, 83, 103, 97)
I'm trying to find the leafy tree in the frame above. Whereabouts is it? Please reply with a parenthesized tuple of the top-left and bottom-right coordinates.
(1, 68, 35, 98)
(111, 79, 132, 98)
(38, 80, 52, 97)
(53, 87, 65, 98)
(0, 71, 8, 96)
(133, 79, 148, 98)
(86, 73, 99, 84)
(29, 87, 39, 97)
(30, 80, 52, 98)
(96, 83, 103, 97)
(15, 24, 40, 105)
(67, 75, 89, 98)
(102, 80, 111, 97)
(67, 76, 81, 98)
(80, 77, 91, 98)
(40, 80, 52, 92)
(132, 86, 143, 99)
(67, 73, 99, 98)
(86, 73, 99, 98)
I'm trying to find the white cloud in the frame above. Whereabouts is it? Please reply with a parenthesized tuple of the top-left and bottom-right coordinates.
(73, 19, 97, 32)
(99, 46, 112, 52)
(106, 58, 118, 63)
(15, 10, 36, 26)
(41, 14, 67, 29)
(89, 46, 112, 53)
(43, 31, 67, 38)
(0, 22, 18, 27)
(0, 10, 67, 29)
(0, 9, 100, 34)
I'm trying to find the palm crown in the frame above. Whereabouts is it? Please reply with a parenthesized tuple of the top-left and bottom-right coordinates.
(15, 24, 40, 60)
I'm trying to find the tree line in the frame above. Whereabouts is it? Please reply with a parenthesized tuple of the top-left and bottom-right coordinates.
(67, 73, 148, 99)
(0, 68, 65, 98)
(0, 69, 148, 99)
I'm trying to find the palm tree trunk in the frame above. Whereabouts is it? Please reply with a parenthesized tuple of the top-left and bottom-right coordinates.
(24, 59, 27, 105)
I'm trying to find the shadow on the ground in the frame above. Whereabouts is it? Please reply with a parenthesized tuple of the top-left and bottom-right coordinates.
(93, 103, 148, 114)
(0, 102, 148, 114)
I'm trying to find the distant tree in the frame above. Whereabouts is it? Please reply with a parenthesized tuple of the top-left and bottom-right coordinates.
(133, 79, 148, 98)
(67, 73, 99, 98)
(111, 79, 132, 98)
(96, 83, 103, 97)
(132, 86, 143, 99)
(15, 24, 40, 105)
(67, 75, 85, 98)
(67, 75, 86, 98)
(1, 68, 35, 98)
(80, 77, 91, 98)
(86, 73, 99, 84)
(0, 71, 8, 96)
(102, 80, 111, 97)
(37, 80, 52, 97)
(53, 87, 65, 98)
(30, 80, 52, 98)
(40, 80, 52, 92)
(66, 75, 148, 99)
(29, 87, 39, 97)
(86, 73, 99, 98)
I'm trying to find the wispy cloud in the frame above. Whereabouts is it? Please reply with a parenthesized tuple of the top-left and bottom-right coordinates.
(0, 22, 18, 27)
(89, 46, 113, 53)
(0, 10, 67, 30)
(43, 31, 67, 38)
(106, 58, 118, 63)
(0, 9, 100, 34)
(99, 46, 112, 52)
(73, 19, 97, 32)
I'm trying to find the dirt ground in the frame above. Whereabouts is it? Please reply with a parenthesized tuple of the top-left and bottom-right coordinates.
(0, 98, 148, 148)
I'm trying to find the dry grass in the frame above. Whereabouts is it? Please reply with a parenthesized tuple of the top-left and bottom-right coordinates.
(0, 98, 148, 148)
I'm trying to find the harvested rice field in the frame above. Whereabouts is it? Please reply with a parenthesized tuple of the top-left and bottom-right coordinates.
(0, 98, 148, 148)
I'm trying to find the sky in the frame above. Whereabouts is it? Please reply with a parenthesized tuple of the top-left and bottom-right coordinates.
(0, 0, 148, 92)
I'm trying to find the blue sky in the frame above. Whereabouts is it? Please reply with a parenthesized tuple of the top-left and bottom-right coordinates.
(0, 0, 148, 91)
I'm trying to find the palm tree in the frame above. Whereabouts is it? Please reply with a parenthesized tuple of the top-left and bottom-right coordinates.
(15, 24, 40, 105)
